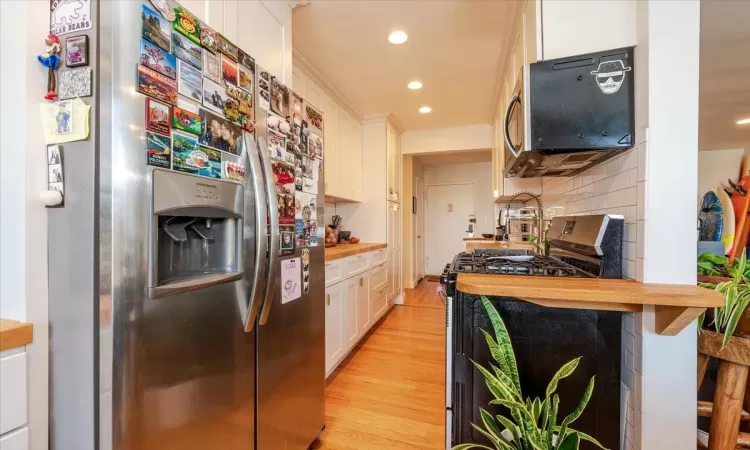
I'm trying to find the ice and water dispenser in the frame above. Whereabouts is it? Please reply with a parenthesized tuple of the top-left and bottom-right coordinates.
(148, 169, 246, 298)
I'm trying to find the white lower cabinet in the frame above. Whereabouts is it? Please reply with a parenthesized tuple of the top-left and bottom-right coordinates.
(324, 281, 344, 375)
(324, 249, 391, 377)
(0, 348, 28, 450)
(357, 275, 370, 334)
(344, 278, 359, 349)
(371, 287, 387, 322)
(0, 427, 29, 450)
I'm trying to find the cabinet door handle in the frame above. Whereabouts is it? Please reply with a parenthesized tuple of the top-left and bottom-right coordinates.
(326, 294, 330, 306)
(359, 278, 363, 287)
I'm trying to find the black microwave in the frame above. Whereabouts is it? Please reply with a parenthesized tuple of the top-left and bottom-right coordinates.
(504, 46, 635, 178)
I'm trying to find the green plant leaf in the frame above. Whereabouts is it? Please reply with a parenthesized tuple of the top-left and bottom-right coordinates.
(532, 397, 543, 424)
(491, 364, 523, 402)
(539, 398, 550, 432)
(471, 423, 511, 449)
(496, 414, 520, 443)
(722, 289, 750, 347)
(480, 408, 506, 443)
(547, 395, 559, 447)
(561, 376, 595, 427)
(473, 360, 515, 401)
(451, 442, 495, 450)
(481, 296, 521, 392)
(577, 430, 608, 449)
(546, 357, 581, 398)
(557, 431, 580, 450)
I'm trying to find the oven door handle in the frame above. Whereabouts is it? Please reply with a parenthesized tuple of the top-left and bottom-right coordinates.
(504, 92, 522, 158)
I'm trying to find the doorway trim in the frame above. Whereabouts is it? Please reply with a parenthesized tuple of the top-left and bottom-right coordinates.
(415, 177, 425, 285)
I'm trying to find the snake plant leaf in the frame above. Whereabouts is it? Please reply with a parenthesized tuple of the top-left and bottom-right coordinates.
(471, 423, 512, 449)
(473, 360, 514, 401)
(490, 398, 531, 416)
(481, 296, 521, 392)
(561, 376, 595, 427)
(532, 397, 543, 424)
(547, 395, 560, 447)
(546, 357, 581, 398)
(577, 430, 608, 449)
(496, 414, 520, 442)
(539, 398, 550, 431)
(451, 443, 495, 450)
(557, 431, 580, 450)
(491, 364, 523, 402)
(480, 408, 506, 443)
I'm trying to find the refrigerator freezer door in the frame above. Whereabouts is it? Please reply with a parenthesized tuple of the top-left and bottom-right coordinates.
(256, 136, 279, 325)
(242, 132, 268, 332)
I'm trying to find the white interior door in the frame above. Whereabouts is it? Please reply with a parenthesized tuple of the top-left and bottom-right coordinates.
(425, 183, 475, 276)
(416, 178, 425, 280)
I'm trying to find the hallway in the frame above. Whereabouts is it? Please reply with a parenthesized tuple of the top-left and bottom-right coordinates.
(314, 281, 446, 449)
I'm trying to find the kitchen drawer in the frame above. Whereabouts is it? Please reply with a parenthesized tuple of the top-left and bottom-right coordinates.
(0, 350, 27, 435)
(0, 427, 29, 450)
(369, 264, 387, 295)
(369, 249, 387, 267)
(370, 287, 387, 322)
(344, 254, 370, 278)
(325, 259, 344, 287)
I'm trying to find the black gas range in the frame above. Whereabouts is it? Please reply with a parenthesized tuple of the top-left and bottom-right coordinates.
(440, 214, 624, 450)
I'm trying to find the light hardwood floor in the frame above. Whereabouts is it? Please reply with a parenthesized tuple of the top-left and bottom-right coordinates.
(313, 280, 446, 449)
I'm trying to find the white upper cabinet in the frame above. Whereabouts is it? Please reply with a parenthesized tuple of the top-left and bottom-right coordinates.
(323, 95, 340, 197)
(539, 0, 636, 60)
(293, 63, 363, 203)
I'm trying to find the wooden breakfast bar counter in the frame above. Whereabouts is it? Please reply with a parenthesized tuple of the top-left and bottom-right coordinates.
(457, 273, 724, 335)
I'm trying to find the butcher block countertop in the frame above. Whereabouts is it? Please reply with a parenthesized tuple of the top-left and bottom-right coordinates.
(325, 243, 387, 262)
(0, 318, 33, 352)
(456, 274, 724, 336)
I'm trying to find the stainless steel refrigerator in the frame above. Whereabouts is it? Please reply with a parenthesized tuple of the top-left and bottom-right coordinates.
(47, 1, 325, 449)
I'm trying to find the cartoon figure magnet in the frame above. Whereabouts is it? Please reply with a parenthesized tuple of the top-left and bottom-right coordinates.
(38, 34, 61, 100)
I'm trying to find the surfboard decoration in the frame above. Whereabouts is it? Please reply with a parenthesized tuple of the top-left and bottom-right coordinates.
(699, 191, 723, 241)
(717, 188, 735, 255)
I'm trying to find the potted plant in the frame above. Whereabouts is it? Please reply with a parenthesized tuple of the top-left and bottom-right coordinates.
(697, 251, 750, 346)
(452, 297, 607, 450)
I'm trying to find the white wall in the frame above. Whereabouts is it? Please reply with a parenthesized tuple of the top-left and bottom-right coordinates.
(0, 1, 51, 449)
(698, 148, 745, 204)
(541, 0, 637, 60)
(401, 124, 492, 155)
(424, 162, 494, 235)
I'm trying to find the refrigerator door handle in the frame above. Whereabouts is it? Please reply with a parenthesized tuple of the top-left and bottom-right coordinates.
(257, 136, 279, 325)
(241, 132, 268, 332)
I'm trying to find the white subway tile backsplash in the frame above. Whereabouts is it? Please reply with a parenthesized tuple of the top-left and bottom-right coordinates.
(540, 141, 645, 450)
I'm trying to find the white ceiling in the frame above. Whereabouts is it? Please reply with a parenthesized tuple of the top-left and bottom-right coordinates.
(700, 0, 750, 151)
(414, 149, 491, 166)
(292, 0, 521, 131)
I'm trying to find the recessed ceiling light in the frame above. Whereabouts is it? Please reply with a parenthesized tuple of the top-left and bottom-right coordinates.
(407, 80, 423, 90)
(419, 106, 432, 114)
(737, 118, 750, 125)
(388, 30, 408, 45)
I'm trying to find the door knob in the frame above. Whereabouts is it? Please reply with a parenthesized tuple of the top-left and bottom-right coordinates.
(417, 235, 421, 238)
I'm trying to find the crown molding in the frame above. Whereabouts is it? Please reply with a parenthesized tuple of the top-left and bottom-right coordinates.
(293, 48, 363, 120)
(361, 113, 405, 134)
